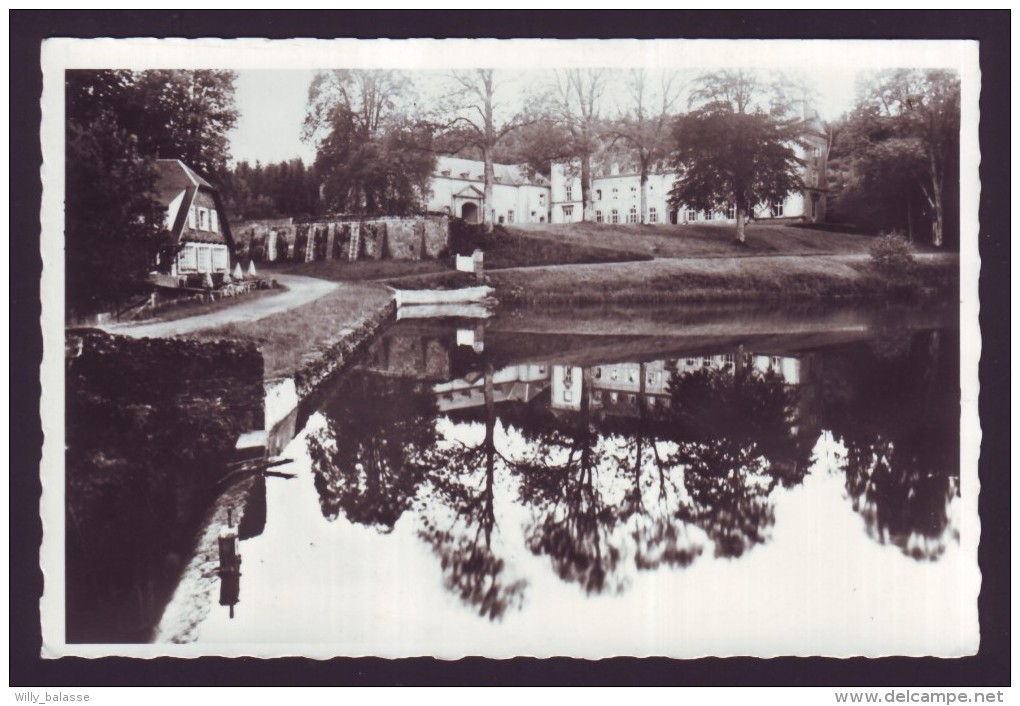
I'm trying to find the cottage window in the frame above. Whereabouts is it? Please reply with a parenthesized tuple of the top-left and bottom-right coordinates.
(595, 210, 603, 223)
(197, 246, 212, 273)
(198, 208, 209, 231)
(648, 207, 658, 223)
(212, 247, 228, 272)
(188, 205, 197, 229)
(628, 206, 638, 224)
(210, 209, 219, 233)
(610, 209, 619, 224)
(178, 244, 197, 272)
(565, 186, 573, 201)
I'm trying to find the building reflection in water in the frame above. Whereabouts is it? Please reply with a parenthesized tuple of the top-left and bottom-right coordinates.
(302, 323, 959, 619)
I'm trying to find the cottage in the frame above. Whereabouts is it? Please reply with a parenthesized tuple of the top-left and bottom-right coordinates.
(154, 159, 235, 278)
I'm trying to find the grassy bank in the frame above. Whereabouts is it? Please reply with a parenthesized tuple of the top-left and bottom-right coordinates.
(506, 222, 913, 259)
(185, 281, 394, 381)
(450, 222, 651, 267)
(485, 255, 959, 306)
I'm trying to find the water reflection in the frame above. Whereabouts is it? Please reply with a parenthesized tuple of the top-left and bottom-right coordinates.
(298, 317, 960, 620)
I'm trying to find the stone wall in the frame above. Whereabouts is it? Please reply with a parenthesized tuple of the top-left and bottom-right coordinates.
(231, 216, 450, 265)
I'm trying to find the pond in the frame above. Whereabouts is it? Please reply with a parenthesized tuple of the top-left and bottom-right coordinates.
(179, 301, 974, 657)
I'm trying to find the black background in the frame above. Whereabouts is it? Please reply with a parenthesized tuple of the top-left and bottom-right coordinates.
(10, 9, 1010, 687)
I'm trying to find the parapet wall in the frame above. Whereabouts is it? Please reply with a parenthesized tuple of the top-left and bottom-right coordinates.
(231, 216, 450, 265)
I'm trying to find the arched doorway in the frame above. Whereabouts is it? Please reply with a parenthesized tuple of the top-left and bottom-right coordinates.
(461, 202, 479, 223)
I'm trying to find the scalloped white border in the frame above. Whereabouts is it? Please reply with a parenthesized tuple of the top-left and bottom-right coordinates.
(39, 37, 982, 659)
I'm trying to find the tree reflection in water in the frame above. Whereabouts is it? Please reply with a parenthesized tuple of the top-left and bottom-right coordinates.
(417, 364, 527, 620)
(307, 375, 437, 532)
(825, 331, 960, 560)
(516, 368, 628, 595)
(667, 362, 801, 558)
(300, 328, 958, 620)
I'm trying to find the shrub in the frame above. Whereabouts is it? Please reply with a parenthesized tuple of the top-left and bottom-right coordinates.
(870, 231, 916, 271)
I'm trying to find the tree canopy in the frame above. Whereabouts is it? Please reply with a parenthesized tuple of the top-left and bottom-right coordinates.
(827, 69, 960, 248)
(303, 69, 436, 217)
(668, 70, 806, 242)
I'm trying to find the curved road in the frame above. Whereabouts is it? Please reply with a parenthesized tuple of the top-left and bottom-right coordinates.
(100, 274, 340, 338)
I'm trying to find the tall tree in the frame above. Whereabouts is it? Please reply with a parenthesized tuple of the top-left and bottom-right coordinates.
(611, 69, 684, 224)
(304, 69, 434, 215)
(443, 69, 539, 233)
(834, 70, 960, 247)
(550, 69, 609, 221)
(668, 70, 806, 243)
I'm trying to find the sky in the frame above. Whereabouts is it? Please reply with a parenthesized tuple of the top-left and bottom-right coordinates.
(221, 39, 971, 166)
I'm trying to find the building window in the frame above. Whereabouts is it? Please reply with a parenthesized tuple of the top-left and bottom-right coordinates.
(188, 205, 197, 229)
(612, 188, 618, 199)
(685, 357, 695, 366)
(563, 390, 573, 403)
(772, 201, 784, 217)
(178, 244, 197, 272)
(198, 208, 209, 231)
(596, 189, 602, 200)
(702, 356, 712, 367)
(648, 207, 658, 223)
(539, 193, 546, 205)
(565, 186, 573, 201)
(210, 209, 219, 233)
(197, 246, 212, 273)
(630, 185, 637, 195)
(562, 205, 574, 218)
(627, 206, 638, 224)
(507, 210, 514, 223)
(727, 204, 736, 220)
(212, 247, 228, 272)
(498, 215, 505, 224)
(686, 208, 697, 223)
(610, 209, 619, 224)
(595, 210, 603, 223)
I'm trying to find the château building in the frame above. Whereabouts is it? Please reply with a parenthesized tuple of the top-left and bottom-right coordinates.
(427, 112, 829, 228)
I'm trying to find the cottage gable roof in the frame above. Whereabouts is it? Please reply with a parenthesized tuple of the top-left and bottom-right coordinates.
(154, 159, 213, 206)
(153, 159, 233, 250)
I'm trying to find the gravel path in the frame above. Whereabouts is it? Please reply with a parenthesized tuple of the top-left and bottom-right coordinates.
(99, 274, 339, 338)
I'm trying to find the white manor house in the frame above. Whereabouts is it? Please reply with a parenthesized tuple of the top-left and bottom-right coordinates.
(426, 113, 828, 227)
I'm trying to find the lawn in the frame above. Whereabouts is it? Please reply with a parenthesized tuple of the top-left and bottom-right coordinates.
(185, 281, 394, 380)
(505, 221, 900, 259)
(485, 254, 959, 306)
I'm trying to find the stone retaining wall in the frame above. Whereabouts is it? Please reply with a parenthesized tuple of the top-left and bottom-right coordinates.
(232, 216, 450, 265)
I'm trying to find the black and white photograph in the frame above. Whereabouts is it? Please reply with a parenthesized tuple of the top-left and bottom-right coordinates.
(37, 36, 981, 662)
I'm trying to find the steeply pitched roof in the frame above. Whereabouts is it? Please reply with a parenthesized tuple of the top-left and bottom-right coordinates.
(154, 159, 214, 206)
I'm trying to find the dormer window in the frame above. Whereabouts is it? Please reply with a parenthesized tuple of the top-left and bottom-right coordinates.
(460, 172, 470, 179)
(198, 207, 209, 231)
(210, 209, 219, 233)
(441, 170, 451, 177)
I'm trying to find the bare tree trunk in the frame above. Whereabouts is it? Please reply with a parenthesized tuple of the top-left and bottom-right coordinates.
(580, 156, 593, 222)
(735, 204, 746, 243)
(639, 164, 649, 225)
(483, 148, 495, 234)
(932, 188, 944, 248)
